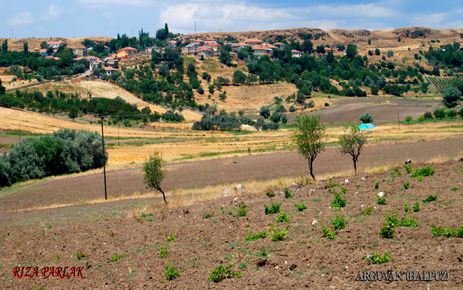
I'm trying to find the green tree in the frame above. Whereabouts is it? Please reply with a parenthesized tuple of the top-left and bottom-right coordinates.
(0, 79, 5, 95)
(443, 87, 461, 108)
(23, 42, 29, 54)
(1, 39, 7, 54)
(293, 115, 326, 180)
(233, 70, 246, 84)
(219, 51, 232, 66)
(346, 44, 357, 58)
(339, 126, 367, 174)
(360, 113, 374, 123)
(68, 107, 79, 121)
(143, 152, 167, 204)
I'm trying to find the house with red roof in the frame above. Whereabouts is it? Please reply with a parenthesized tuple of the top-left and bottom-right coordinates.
(116, 47, 137, 59)
(291, 49, 302, 58)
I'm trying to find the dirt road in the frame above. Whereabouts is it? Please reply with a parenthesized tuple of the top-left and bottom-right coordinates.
(1, 135, 462, 212)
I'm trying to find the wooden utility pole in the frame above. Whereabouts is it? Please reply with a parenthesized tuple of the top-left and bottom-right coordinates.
(101, 117, 108, 200)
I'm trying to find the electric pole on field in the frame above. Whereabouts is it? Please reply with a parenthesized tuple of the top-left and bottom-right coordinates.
(100, 116, 108, 200)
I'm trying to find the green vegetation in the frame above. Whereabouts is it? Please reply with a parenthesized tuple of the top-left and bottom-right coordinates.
(270, 227, 287, 241)
(377, 197, 387, 205)
(245, 231, 267, 241)
(159, 245, 168, 258)
(164, 262, 180, 281)
(264, 202, 281, 215)
(399, 216, 418, 228)
(166, 233, 177, 242)
(412, 202, 421, 212)
(0, 90, 182, 124)
(284, 188, 293, 199)
(380, 214, 398, 239)
(322, 227, 336, 240)
(143, 153, 167, 204)
(294, 202, 307, 212)
(360, 113, 374, 124)
(293, 115, 326, 180)
(0, 129, 106, 188)
(422, 194, 438, 204)
(110, 253, 124, 263)
(231, 202, 248, 217)
(339, 125, 367, 174)
(403, 181, 410, 190)
(209, 265, 241, 282)
(364, 252, 392, 264)
(331, 215, 347, 230)
(331, 191, 347, 208)
(275, 212, 289, 223)
(411, 166, 435, 179)
(431, 225, 463, 238)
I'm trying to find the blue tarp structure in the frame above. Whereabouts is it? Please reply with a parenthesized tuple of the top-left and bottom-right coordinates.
(358, 123, 376, 130)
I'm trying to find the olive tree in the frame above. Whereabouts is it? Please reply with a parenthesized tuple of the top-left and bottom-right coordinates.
(293, 115, 326, 180)
(143, 152, 167, 204)
(339, 126, 367, 174)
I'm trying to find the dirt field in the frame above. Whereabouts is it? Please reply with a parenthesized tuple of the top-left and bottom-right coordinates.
(0, 160, 462, 289)
(1, 135, 462, 213)
(291, 96, 440, 123)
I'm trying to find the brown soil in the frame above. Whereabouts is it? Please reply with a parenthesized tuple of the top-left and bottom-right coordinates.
(292, 96, 440, 123)
(1, 135, 462, 212)
(0, 160, 462, 289)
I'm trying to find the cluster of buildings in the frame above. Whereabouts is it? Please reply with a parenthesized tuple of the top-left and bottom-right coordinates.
(180, 37, 342, 59)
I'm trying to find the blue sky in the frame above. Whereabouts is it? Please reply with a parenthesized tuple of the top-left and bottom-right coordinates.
(1, 0, 463, 38)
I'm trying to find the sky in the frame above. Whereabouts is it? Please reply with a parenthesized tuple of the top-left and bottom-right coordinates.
(1, 0, 463, 38)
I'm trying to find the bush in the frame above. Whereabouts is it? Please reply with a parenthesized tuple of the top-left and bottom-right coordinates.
(380, 214, 398, 239)
(284, 188, 293, 199)
(270, 227, 287, 241)
(2, 129, 107, 187)
(275, 212, 289, 223)
(411, 166, 434, 178)
(245, 231, 267, 241)
(443, 87, 461, 108)
(331, 215, 347, 230)
(403, 181, 410, 190)
(331, 192, 346, 208)
(159, 245, 168, 258)
(423, 111, 434, 119)
(264, 202, 281, 215)
(377, 197, 387, 205)
(164, 262, 180, 281)
(364, 252, 392, 264)
(431, 225, 463, 238)
(143, 152, 167, 204)
(433, 108, 447, 119)
(399, 216, 418, 228)
(422, 194, 438, 203)
(360, 113, 374, 124)
(412, 202, 420, 212)
(294, 202, 307, 212)
(209, 265, 241, 282)
(0, 158, 11, 187)
(322, 227, 336, 240)
(231, 202, 248, 217)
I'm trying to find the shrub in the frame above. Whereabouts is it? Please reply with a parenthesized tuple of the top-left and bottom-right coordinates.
(403, 204, 410, 213)
(110, 253, 124, 263)
(209, 265, 241, 283)
(433, 108, 446, 119)
(331, 192, 346, 208)
(159, 245, 168, 258)
(245, 231, 267, 241)
(322, 227, 336, 240)
(380, 214, 398, 239)
(403, 181, 410, 190)
(164, 262, 180, 281)
(275, 212, 289, 223)
(422, 194, 437, 203)
(284, 188, 293, 199)
(404, 164, 413, 174)
(331, 215, 347, 230)
(271, 227, 287, 241)
(431, 225, 463, 238)
(264, 202, 281, 215)
(0, 158, 11, 187)
(166, 233, 176, 242)
(203, 212, 213, 219)
(294, 202, 307, 212)
(411, 166, 434, 178)
(364, 252, 392, 264)
(377, 197, 387, 205)
(374, 181, 380, 189)
(231, 202, 248, 217)
(399, 216, 418, 228)
(265, 189, 276, 197)
(423, 111, 433, 119)
(412, 202, 420, 212)
(360, 112, 374, 123)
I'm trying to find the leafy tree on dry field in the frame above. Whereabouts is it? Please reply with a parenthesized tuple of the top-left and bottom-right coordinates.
(339, 125, 367, 174)
(293, 115, 326, 180)
(143, 152, 167, 204)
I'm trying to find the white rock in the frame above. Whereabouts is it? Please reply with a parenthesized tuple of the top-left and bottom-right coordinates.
(344, 179, 349, 185)
(361, 204, 364, 208)
(223, 188, 231, 197)
(284, 261, 287, 265)
(312, 219, 318, 225)
(235, 184, 243, 192)
(233, 197, 239, 202)
(361, 177, 366, 181)
(377, 191, 385, 198)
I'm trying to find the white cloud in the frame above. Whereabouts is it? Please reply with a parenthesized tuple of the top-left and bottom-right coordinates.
(102, 11, 113, 19)
(6, 11, 35, 26)
(159, 1, 395, 33)
(42, 4, 64, 20)
(76, 0, 154, 7)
